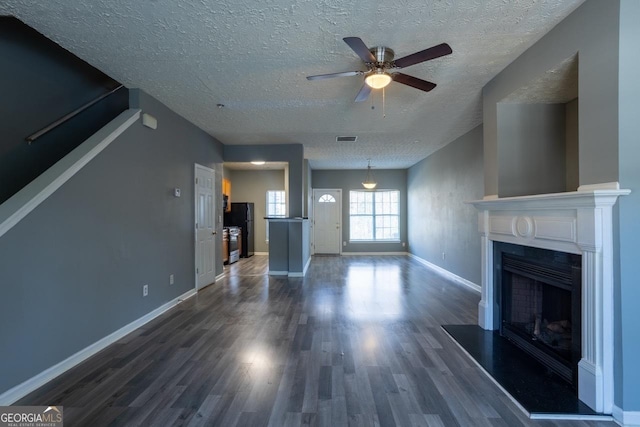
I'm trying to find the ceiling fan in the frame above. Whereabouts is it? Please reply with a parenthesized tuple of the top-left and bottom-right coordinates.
(307, 37, 452, 102)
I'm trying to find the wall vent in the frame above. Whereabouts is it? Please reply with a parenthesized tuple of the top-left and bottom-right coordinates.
(336, 136, 357, 142)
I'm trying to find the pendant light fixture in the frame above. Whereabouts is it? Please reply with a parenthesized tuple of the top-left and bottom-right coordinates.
(362, 159, 377, 189)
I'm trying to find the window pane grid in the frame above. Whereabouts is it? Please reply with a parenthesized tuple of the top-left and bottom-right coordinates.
(349, 190, 400, 241)
(267, 191, 286, 216)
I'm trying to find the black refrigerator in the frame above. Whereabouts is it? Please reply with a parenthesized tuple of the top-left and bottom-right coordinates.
(225, 202, 254, 258)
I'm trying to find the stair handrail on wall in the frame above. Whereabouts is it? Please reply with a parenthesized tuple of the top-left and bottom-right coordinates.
(25, 85, 124, 144)
(0, 108, 141, 239)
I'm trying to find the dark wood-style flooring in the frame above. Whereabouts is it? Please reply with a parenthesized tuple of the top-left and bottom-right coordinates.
(17, 255, 616, 426)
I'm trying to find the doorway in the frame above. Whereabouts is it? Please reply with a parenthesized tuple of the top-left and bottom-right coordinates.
(312, 188, 342, 254)
(195, 164, 216, 290)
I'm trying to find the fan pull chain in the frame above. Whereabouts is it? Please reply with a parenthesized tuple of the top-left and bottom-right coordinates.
(382, 87, 386, 118)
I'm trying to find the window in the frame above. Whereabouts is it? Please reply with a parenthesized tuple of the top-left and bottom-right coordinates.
(266, 190, 286, 241)
(318, 194, 336, 203)
(349, 190, 400, 241)
(266, 190, 286, 216)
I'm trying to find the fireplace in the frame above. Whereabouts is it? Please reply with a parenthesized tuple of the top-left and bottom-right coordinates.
(469, 183, 630, 413)
(496, 243, 581, 387)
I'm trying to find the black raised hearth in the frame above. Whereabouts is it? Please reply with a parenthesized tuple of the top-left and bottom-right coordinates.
(442, 324, 600, 416)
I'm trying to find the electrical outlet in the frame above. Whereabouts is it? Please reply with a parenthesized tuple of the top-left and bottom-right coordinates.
(143, 284, 149, 297)
(169, 274, 174, 285)
(402, 242, 406, 247)
(343, 241, 347, 246)
(442, 252, 446, 260)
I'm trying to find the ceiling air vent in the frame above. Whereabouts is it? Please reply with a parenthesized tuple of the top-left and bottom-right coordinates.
(336, 136, 357, 143)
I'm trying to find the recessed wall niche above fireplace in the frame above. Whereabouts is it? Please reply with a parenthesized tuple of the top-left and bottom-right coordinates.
(496, 242, 581, 388)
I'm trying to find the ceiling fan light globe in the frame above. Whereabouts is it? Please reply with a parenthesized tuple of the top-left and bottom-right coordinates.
(365, 73, 392, 89)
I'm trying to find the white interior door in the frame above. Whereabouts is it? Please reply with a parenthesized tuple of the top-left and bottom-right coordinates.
(195, 164, 216, 290)
(313, 189, 342, 254)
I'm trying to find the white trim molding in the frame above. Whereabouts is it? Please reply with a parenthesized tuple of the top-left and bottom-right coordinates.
(612, 405, 640, 426)
(300, 256, 312, 277)
(269, 270, 289, 276)
(0, 288, 196, 406)
(409, 254, 481, 293)
(0, 109, 141, 239)
(341, 252, 409, 256)
(469, 185, 630, 414)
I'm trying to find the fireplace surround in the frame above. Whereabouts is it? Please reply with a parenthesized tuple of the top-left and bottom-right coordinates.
(469, 183, 629, 413)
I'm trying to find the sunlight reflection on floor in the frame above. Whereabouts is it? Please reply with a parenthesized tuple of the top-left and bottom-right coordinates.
(345, 264, 402, 321)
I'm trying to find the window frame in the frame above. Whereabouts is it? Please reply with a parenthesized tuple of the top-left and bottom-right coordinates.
(266, 190, 286, 217)
(349, 189, 400, 242)
(266, 190, 286, 242)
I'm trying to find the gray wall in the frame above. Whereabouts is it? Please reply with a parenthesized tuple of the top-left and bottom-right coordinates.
(407, 125, 484, 286)
(566, 99, 579, 191)
(225, 169, 285, 253)
(0, 17, 128, 205)
(497, 103, 566, 197)
(617, 0, 640, 411)
(311, 169, 407, 253)
(304, 159, 312, 217)
(484, 0, 640, 412)
(0, 89, 224, 395)
(223, 144, 304, 217)
(483, 0, 620, 196)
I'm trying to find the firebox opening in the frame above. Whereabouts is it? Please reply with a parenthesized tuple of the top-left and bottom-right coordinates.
(495, 243, 581, 389)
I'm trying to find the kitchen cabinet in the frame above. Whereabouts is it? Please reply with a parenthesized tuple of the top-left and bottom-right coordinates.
(222, 178, 231, 212)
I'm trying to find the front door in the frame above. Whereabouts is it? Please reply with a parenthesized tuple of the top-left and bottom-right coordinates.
(313, 189, 342, 254)
(195, 164, 216, 289)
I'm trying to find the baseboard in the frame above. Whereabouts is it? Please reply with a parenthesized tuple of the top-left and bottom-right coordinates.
(253, 252, 269, 256)
(215, 272, 226, 282)
(341, 252, 409, 256)
(613, 405, 640, 426)
(288, 257, 311, 278)
(0, 288, 196, 406)
(269, 270, 288, 276)
(408, 253, 481, 293)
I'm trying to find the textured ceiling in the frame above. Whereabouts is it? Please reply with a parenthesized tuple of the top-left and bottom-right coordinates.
(0, 0, 584, 169)
(500, 54, 578, 104)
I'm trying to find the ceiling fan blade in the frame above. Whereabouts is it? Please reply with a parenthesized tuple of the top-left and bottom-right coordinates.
(306, 71, 361, 80)
(392, 73, 437, 92)
(354, 83, 372, 102)
(393, 43, 452, 68)
(343, 37, 376, 63)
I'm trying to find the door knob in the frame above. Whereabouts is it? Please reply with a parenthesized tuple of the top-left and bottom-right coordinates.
(212, 231, 217, 235)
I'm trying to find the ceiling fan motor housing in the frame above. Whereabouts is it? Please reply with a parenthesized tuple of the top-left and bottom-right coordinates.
(369, 46, 395, 66)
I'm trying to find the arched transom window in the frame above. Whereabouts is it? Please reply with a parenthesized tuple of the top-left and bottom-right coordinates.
(318, 194, 336, 203)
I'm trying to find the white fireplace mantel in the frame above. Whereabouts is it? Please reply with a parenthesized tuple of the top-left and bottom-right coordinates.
(468, 183, 630, 414)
